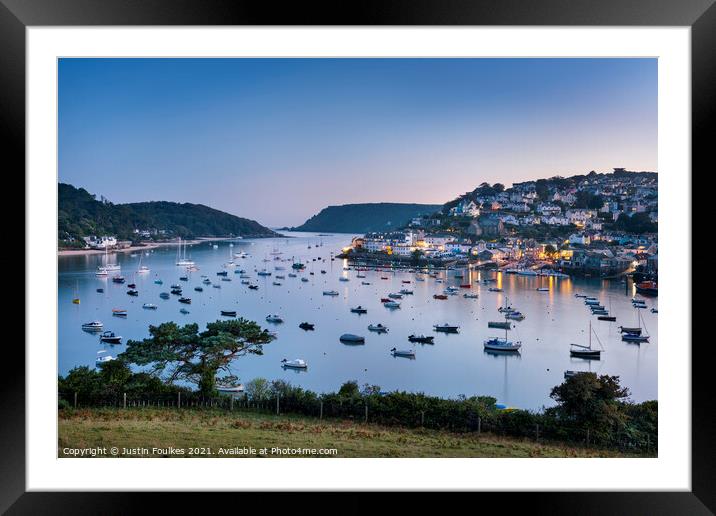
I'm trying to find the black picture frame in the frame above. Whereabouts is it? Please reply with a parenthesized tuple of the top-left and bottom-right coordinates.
(3, 0, 710, 512)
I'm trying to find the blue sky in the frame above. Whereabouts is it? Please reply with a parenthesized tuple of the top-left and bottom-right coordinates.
(59, 58, 657, 227)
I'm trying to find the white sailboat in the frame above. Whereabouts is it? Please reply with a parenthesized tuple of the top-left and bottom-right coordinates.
(175, 238, 195, 267)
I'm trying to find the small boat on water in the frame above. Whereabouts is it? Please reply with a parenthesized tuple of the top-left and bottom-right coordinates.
(433, 323, 459, 333)
(301, 277, 309, 282)
(299, 322, 315, 331)
(178, 297, 191, 304)
(463, 293, 479, 299)
(272, 281, 282, 286)
(127, 283, 137, 289)
(154, 279, 163, 285)
(651, 308, 658, 313)
(433, 294, 448, 300)
(350, 306, 368, 314)
(361, 281, 371, 285)
(180, 308, 190, 314)
(100, 331, 122, 344)
(488, 287, 503, 292)
(536, 287, 550, 292)
(159, 292, 170, 299)
(323, 290, 339, 296)
(266, 314, 283, 323)
(598, 315, 617, 321)
(248, 285, 259, 290)
(619, 326, 641, 334)
(390, 348, 416, 358)
(112, 276, 125, 284)
(81, 321, 104, 331)
(488, 321, 511, 330)
(202, 278, 212, 284)
(221, 310, 237, 317)
(483, 337, 521, 352)
(408, 334, 434, 343)
(399, 289, 414, 295)
(257, 270, 272, 276)
(96, 350, 115, 365)
(194, 286, 204, 292)
(281, 358, 308, 369)
(505, 311, 525, 321)
(96, 288, 104, 293)
(112, 308, 127, 317)
(179, 276, 188, 282)
(635, 280, 658, 296)
(213, 284, 221, 289)
(127, 289, 139, 296)
(142, 303, 157, 310)
(622, 332, 650, 343)
(388, 293, 403, 299)
(498, 305, 515, 313)
(339, 277, 350, 282)
(368, 324, 389, 333)
(340, 333, 365, 344)
(570, 322, 603, 359)
(383, 301, 401, 308)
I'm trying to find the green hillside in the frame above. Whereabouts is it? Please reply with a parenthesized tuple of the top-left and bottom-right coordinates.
(292, 203, 441, 233)
(58, 183, 277, 247)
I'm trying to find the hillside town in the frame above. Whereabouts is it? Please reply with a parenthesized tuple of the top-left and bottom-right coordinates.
(346, 169, 658, 279)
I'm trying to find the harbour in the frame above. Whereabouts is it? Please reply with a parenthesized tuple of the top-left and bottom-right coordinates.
(59, 231, 657, 411)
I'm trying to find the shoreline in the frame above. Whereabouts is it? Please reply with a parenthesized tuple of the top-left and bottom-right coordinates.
(57, 236, 268, 257)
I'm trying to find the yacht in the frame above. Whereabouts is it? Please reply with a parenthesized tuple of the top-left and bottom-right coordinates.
(81, 321, 104, 331)
(99, 331, 122, 344)
(483, 337, 522, 352)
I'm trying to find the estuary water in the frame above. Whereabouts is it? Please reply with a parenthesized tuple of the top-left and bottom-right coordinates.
(58, 232, 657, 410)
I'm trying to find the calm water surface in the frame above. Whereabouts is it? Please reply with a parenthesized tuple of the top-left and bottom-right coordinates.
(58, 232, 657, 410)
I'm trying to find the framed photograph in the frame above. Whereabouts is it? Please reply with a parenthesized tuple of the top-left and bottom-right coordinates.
(5, 0, 711, 510)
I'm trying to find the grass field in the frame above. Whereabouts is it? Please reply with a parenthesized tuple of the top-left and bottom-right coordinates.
(58, 408, 646, 458)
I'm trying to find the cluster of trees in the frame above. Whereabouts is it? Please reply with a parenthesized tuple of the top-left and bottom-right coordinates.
(60, 358, 657, 451)
(58, 183, 275, 246)
(613, 212, 657, 234)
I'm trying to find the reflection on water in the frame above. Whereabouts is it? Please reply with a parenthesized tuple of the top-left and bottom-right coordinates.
(58, 232, 657, 410)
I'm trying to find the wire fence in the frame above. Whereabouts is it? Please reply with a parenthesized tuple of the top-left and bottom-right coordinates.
(59, 391, 655, 454)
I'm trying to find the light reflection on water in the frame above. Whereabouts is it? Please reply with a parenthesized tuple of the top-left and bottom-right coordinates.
(58, 232, 657, 410)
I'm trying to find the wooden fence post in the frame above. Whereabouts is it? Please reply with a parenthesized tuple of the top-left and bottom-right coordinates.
(73, 392, 77, 408)
(364, 403, 368, 423)
(421, 411, 425, 427)
(320, 401, 323, 420)
(586, 428, 590, 447)
(477, 417, 481, 435)
(276, 395, 280, 415)
(123, 392, 126, 409)
(535, 424, 540, 441)
(177, 392, 181, 409)
(230, 396, 234, 411)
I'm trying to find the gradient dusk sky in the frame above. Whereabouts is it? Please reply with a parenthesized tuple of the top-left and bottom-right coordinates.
(58, 58, 657, 227)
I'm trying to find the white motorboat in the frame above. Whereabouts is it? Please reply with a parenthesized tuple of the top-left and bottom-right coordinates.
(383, 301, 401, 309)
(266, 314, 284, 323)
(96, 350, 115, 365)
(323, 290, 339, 296)
(390, 348, 416, 358)
(483, 337, 522, 352)
(81, 321, 104, 331)
(281, 358, 308, 369)
(142, 303, 158, 310)
(217, 384, 244, 393)
(368, 324, 389, 332)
